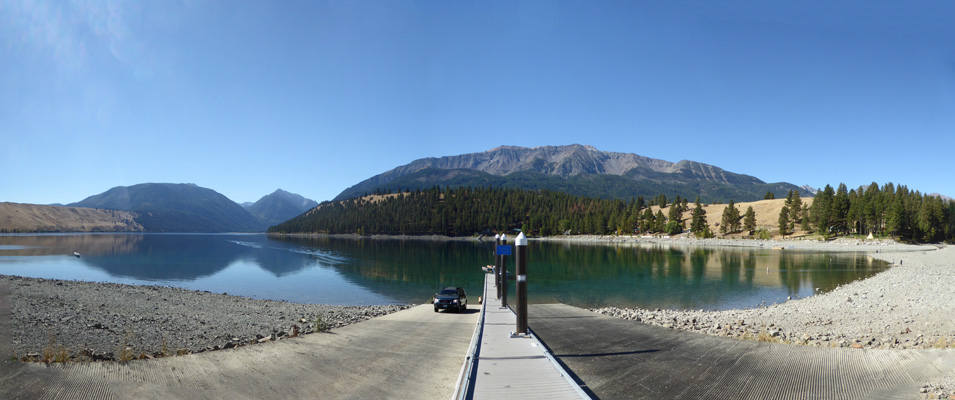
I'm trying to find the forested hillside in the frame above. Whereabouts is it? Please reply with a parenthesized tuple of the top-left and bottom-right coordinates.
(270, 183, 955, 244)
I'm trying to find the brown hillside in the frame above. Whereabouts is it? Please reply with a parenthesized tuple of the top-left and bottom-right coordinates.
(652, 197, 815, 239)
(0, 202, 144, 233)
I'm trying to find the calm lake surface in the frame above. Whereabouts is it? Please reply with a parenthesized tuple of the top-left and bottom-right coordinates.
(0, 234, 887, 310)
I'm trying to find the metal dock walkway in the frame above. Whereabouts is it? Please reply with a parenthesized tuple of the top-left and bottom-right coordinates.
(455, 273, 589, 400)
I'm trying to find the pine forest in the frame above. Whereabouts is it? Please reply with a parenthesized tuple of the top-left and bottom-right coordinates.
(269, 183, 955, 244)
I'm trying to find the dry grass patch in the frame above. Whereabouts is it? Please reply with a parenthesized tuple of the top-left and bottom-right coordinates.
(651, 198, 816, 239)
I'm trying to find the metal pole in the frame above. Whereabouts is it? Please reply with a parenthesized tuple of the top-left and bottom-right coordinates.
(515, 232, 528, 334)
(494, 234, 501, 300)
(500, 234, 508, 308)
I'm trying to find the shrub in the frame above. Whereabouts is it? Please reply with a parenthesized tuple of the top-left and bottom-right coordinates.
(314, 315, 331, 333)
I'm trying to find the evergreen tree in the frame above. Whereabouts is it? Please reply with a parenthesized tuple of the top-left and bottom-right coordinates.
(640, 208, 654, 232)
(812, 185, 834, 239)
(789, 191, 802, 232)
(778, 206, 791, 236)
(665, 220, 682, 235)
(831, 183, 851, 235)
(800, 203, 811, 232)
(743, 206, 756, 234)
(863, 182, 884, 235)
(918, 195, 946, 242)
(886, 194, 911, 239)
(690, 198, 708, 237)
(657, 194, 668, 209)
(667, 202, 685, 233)
(719, 200, 741, 235)
(654, 210, 667, 233)
(764, 191, 775, 200)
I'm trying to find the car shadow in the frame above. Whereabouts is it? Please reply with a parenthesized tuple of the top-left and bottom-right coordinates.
(436, 308, 480, 315)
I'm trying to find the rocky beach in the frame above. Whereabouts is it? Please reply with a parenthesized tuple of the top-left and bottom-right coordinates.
(2, 275, 410, 362)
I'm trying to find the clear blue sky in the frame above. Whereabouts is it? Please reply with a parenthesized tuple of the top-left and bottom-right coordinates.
(2, 1, 954, 205)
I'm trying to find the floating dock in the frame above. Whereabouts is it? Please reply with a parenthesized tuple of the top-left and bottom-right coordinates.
(454, 273, 589, 399)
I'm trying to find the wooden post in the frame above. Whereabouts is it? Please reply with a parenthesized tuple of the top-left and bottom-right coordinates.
(515, 232, 528, 334)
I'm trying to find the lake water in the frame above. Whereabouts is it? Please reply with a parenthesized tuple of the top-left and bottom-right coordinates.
(0, 234, 887, 310)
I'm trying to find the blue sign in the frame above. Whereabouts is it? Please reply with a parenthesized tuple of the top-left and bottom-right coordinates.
(496, 245, 512, 256)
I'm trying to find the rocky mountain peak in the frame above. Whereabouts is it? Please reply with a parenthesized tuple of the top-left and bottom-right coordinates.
(333, 144, 797, 202)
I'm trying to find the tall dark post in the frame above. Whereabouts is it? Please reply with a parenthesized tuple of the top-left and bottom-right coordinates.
(494, 234, 501, 300)
(515, 232, 528, 334)
(500, 234, 509, 308)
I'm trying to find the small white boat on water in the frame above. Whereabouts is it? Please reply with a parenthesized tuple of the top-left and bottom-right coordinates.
(71, 251, 80, 258)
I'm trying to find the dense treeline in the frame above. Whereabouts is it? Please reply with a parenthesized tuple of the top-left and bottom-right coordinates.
(805, 182, 955, 243)
(270, 183, 955, 243)
(272, 186, 648, 237)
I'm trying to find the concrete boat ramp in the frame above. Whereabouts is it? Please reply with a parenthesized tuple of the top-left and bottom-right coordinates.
(4, 277, 955, 399)
(529, 304, 955, 399)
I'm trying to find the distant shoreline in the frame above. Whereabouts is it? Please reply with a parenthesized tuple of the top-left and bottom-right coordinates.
(269, 232, 933, 253)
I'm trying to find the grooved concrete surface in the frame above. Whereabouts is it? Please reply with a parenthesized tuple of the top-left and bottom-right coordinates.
(529, 304, 955, 400)
(0, 280, 478, 400)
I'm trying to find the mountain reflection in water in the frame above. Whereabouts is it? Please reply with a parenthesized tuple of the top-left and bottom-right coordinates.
(0, 234, 886, 309)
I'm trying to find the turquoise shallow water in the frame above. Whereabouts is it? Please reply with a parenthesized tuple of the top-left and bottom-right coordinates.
(0, 234, 886, 310)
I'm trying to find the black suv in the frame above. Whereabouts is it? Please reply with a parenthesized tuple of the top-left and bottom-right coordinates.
(433, 287, 467, 312)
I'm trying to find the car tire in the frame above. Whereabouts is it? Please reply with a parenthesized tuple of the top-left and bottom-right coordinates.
(434, 307, 439, 313)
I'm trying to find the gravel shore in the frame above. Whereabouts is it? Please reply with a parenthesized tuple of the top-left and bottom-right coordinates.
(2, 275, 410, 362)
(593, 246, 950, 349)
(586, 237, 954, 399)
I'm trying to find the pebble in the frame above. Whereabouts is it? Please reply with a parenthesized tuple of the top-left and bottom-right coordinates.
(3, 275, 410, 362)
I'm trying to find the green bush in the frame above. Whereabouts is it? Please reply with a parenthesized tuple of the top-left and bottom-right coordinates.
(314, 315, 331, 333)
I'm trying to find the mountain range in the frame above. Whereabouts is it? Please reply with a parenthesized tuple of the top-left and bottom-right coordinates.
(66, 184, 316, 233)
(3, 145, 810, 233)
(335, 144, 806, 203)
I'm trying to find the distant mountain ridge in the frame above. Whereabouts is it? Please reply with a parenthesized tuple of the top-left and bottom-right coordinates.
(244, 189, 318, 226)
(335, 144, 804, 203)
(69, 183, 265, 233)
